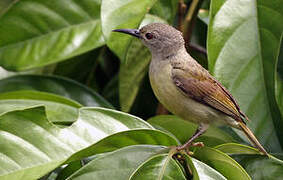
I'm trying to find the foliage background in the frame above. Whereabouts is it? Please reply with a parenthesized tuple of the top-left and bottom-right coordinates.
(0, 0, 283, 179)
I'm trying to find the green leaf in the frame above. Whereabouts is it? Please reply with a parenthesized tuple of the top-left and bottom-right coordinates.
(101, 0, 157, 60)
(119, 14, 166, 112)
(66, 145, 168, 180)
(130, 154, 186, 180)
(232, 154, 283, 180)
(0, 0, 104, 71)
(208, 0, 283, 151)
(215, 143, 283, 179)
(150, 0, 178, 24)
(193, 147, 251, 180)
(0, 0, 15, 16)
(198, 9, 209, 25)
(215, 143, 261, 155)
(69, 129, 178, 161)
(276, 72, 283, 118)
(0, 90, 80, 124)
(56, 161, 83, 180)
(0, 75, 113, 108)
(182, 154, 199, 180)
(0, 106, 175, 180)
(183, 154, 227, 180)
(148, 115, 236, 147)
(191, 158, 227, 180)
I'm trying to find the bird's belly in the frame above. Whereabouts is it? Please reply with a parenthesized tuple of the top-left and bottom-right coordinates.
(149, 62, 231, 125)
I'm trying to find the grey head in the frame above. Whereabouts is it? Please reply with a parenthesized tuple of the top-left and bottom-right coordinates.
(113, 23, 185, 57)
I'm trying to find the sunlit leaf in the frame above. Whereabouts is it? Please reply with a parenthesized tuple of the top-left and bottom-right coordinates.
(0, 106, 177, 180)
(191, 158, 227, 180)
(208, 0, 283, 151)
(0, 90, 80, 124)
(66, 145, 168, 180)
(0, 0, 104, 71)
(193, 147, 251, 180)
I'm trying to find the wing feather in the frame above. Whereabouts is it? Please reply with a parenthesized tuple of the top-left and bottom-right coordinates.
(172, 63, 244, 122)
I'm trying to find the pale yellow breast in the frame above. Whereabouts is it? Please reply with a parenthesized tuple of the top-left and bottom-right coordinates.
(148, 58, 236, 126)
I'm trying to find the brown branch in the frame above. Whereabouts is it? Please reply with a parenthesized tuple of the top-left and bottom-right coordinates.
(188, 43, 207, 56)
(177, 0, 187, 32)
(183, 0, 203, 44)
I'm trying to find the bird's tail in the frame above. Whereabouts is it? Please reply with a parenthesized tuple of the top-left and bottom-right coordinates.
(238, 121, 268, 156)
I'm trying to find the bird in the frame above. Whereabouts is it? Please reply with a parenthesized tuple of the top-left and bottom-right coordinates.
(113, 23, 268, 155)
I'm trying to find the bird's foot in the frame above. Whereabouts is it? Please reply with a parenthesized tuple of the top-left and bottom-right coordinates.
(191, 142, 204, 147)
(176, 142, 204, 155)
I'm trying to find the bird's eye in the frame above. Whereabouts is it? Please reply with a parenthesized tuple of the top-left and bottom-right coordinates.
(145, 33, 153, 40)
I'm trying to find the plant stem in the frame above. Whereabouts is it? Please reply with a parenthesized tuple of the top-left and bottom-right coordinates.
(178, 0, 187, 32)
(183, 0, 203, 44)
(188, 43, 207, 56)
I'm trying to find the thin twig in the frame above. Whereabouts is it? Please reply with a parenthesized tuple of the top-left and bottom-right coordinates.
(188, 43, 207, 56)
(183, 0, 203, 44)
(177, 0, 187, 32)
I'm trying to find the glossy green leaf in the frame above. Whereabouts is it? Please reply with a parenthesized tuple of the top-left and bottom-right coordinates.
(66, 145, 168, 180)
(69, 129, 178, 161)
(148, 115, 236, 147)
(130, 154, 186, 180)
(56, 161, 83, 180)
(0, 90, 80, 124)
(198, 9, 209, 25)
(101, 0, 157, 60)
(215, 143, 283, 179)
(119, 14, 166, 112)
(150, 0, 178, 24)
(0, 0, 104, 71)
(182, 154, 199, 180)
(191, 158, 227, 180)
(0, 75, 113, 108)
(232, 154, 283, 180)
(208, 0, 283, 151)
(193, 147, 251, 180)
(215, 143, 261, 155)
(0, 106, 172, 180)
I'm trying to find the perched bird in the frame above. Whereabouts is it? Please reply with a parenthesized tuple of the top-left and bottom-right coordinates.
(113, 23, 268, 155)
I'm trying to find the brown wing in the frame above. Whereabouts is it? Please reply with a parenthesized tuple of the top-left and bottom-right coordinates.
(172, 63, 244, 121)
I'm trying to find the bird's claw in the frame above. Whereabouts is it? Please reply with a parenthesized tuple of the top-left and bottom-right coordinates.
(191, 142, 204, 147)
(175, 141, 204, 156)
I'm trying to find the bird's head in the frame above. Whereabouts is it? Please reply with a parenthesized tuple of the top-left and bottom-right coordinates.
(113, 23, 185, 57)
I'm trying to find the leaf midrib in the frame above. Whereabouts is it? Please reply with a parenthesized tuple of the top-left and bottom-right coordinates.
(0, 19, 100, 51)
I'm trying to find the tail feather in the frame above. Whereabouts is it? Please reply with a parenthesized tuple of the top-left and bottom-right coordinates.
(238, 122, 268, 155)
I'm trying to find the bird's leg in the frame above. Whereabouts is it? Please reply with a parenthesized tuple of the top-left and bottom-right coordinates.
(176, 124, 209, 152)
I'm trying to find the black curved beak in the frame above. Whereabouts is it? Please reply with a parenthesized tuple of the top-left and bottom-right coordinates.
(112, 29, 141, 38)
